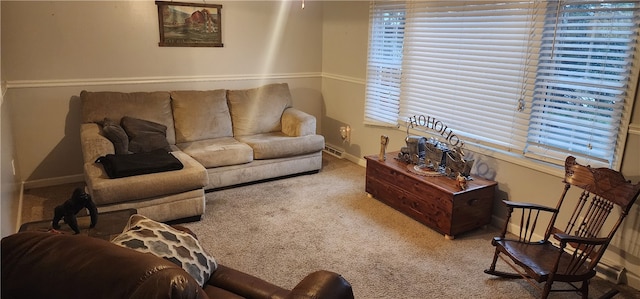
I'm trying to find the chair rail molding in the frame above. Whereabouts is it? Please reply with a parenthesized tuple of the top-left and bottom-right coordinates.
(321, 72, 365, 85)
(4, 72, 323, 89)
(630, 123, 640, 135)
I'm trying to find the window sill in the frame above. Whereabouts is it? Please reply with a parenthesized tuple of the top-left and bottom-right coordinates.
(401, 127, 566, 179)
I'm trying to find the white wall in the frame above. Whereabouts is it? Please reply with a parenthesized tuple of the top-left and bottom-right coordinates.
(321, 0, 640, 289)
(3, 0, 640, 289)
(1, 0, 324, 184)
(0, 0, 324, 235)
(1, 93, 21, 237)
(0, 2, 22, 237)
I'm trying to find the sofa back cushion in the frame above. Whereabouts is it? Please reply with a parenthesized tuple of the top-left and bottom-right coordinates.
(171, 90, 232, 143)
(227, 83, 292, 137)
(81, 91, 176, 145)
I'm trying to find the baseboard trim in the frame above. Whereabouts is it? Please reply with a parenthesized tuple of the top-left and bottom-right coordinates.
(343, 152, 366, 167)
(627, 272, 640, 291)
(15, 181, 25, 233)
(23, 174, 84, 190)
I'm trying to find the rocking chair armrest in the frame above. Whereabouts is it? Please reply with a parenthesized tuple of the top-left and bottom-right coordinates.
(554, 233, 609, 246)
(502, 200, 558, 213)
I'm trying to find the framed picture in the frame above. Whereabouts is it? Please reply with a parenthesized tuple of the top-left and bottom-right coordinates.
(155, 1, 223, 47)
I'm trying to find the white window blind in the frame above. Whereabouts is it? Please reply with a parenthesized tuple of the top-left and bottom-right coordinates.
(364, 1, 405, 126)
(399, 1, 541, 152)
(525, 1, 639, 167)
(364, 0, 639, 169)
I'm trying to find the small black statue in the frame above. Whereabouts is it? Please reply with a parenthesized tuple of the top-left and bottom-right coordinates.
(52, 188, 98, 234)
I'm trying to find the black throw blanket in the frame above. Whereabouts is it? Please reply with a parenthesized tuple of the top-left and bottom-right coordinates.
(96, 149, 184, 179)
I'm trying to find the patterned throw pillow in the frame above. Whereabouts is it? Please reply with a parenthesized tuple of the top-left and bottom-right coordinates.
(111, 214, 217, 287)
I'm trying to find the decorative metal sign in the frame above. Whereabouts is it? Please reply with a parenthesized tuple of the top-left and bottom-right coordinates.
(398, 115, 474, 186)
(406, 115, 464, 148)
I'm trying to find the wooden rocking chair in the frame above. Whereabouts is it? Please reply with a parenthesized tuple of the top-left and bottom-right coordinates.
(485, 156, 640, 298)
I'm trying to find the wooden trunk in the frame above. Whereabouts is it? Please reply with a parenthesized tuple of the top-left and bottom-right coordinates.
(365, 152, 496, 239)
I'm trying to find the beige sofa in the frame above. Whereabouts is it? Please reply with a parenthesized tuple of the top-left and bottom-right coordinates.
(80, 83, 324, 222)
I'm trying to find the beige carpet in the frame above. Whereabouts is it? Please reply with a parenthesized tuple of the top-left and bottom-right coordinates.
(20, 154, 640, 299)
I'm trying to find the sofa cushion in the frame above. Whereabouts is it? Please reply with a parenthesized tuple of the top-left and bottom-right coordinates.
(80, 90, 176, 144)
(111, 214, 217, 287)
(121, 116, 172, 153)
(101, 118, 130, 154)
(236, 133, 324, 160)
(171, 90, 233, 143)
(176, 137, 253, 168)
(227, 83, 292, 137)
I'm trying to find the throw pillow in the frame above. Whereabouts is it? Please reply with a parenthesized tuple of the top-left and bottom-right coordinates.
(121, 116, 171, 153)
(111, 214, 217, 287)
(101, 118, 130, 155)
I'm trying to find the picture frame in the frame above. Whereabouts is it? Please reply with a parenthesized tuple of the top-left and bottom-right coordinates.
(155, 1, 223, 47)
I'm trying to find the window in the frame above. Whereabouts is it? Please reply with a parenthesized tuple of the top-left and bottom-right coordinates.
(365, 1, 405, 126)
(365, 1, 640, 169)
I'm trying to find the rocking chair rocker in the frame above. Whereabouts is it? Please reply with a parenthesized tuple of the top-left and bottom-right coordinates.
(485, 156, 640, 299)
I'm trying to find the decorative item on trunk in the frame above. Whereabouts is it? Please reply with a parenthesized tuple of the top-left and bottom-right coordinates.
(379, 135, 389, 161)
(456, 173, 468, 190)
(444, 148, 474, 178)
(398, 135, 427, 165)
(396, 114, 474, 184)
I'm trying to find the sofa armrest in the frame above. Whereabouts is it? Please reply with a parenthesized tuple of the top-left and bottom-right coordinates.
(81, 122, 114, 164)
(286, 270, 354, 299)
(2, 232, 208, 299)
(281, 108, 316, 137)
(206, 264, 289, 298)
(206, 265, 353, 299)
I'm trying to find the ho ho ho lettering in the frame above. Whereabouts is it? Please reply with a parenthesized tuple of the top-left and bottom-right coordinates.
(407, 115, 464, 148)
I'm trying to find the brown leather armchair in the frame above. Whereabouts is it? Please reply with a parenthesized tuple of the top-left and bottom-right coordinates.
(1, 232, 354, 299)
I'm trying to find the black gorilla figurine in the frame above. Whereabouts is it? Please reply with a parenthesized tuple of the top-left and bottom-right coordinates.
(52, 187, 98, 234)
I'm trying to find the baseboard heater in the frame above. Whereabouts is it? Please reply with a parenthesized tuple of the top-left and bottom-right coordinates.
(323, 144, 344, 159)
